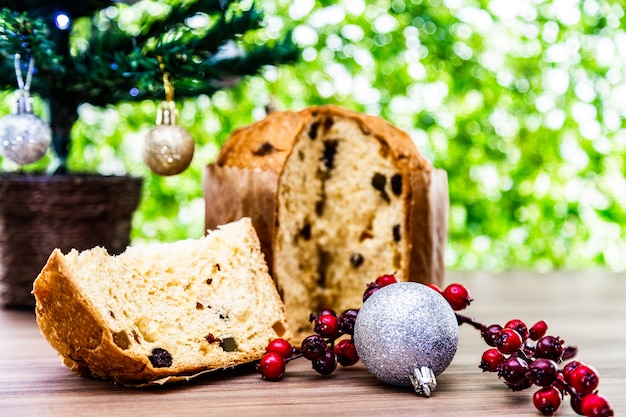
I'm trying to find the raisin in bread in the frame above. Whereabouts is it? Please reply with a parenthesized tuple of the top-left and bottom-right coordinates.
(204, 105, 448, 336)
(32, 218, 290, 385)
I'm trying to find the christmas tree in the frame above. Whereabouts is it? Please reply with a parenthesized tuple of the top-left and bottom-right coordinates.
(0, 0, 297, 173)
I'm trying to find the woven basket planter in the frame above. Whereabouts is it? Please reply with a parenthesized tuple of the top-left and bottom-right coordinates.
(0, 173, 143, 308)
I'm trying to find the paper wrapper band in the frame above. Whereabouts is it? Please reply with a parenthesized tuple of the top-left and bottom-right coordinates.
(408, 167, 448, 286)
(204, 164, 278, 274)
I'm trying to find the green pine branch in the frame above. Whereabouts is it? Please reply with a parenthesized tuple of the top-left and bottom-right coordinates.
(140, 0, 230, 41)
(0, 0, 299, 170)
(0, 1, 114, 19)
(0, 9, 64, 89)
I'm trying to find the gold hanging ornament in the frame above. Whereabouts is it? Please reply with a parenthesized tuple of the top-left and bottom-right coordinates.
(0, 54, 52, 165)
(143, 60, 194, 176)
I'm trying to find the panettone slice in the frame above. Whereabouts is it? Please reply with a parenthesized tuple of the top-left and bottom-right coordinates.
(33, 218, 290, 385)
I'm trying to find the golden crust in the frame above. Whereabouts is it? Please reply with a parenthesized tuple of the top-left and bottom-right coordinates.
(215, 105, 432, 174)
(216, 109, 305, 171)
(33, 250, 152, 384)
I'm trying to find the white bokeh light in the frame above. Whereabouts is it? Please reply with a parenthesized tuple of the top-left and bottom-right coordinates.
(55, 13, 70, 30)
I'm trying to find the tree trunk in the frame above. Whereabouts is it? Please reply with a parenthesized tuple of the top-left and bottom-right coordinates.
(50, 101, 78, 173)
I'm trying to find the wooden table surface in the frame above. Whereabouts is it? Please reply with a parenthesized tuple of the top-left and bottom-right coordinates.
(1, 271, 625, 417)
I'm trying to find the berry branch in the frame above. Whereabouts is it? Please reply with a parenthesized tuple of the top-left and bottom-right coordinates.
(257, 275, 614, 417)
(257, 307, 360, 380)
(428, 283, 613, 417)
(454, 310, 487, 332)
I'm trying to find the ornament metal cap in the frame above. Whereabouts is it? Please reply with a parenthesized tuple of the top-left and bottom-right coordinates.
(409, 366, 437, 397)
(156, 100, 178, 126)
(13, 89, 34, 115)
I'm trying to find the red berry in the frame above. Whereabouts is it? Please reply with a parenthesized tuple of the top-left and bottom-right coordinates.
(529, 358, 559, 387)
(495, 328, 524, 354)
(312, 350, 338, 375)
(479, 348, 504, 372)
(258, 352, 286, 381)
(498, 356, 530, 386)
(482, 324, 503, 347)
(568, 364, 600, 395)
(314, 313, 339, 339)
(443, 283, 472, 310)
(334, 339, 359, 366)
(338, 309, 359, 335)
(265, 338, 293, 359)
(363, 283, 381, 302)
(529, 320, 549, 341)
(426, 283, 443, 294)
(375, 274, 398, 287)
(535, 335, 565, 362)
(533, 386, 563, 416)
(580, 393, 614, 417)
(300, 334, 327, 360)
(563, 360, 584, 382)
(505, 319, 529, 341)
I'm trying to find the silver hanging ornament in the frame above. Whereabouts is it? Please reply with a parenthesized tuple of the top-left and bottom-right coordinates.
(143, 66, 194, 176)
(0, 55, 51, 165)
(353, 282, 459, 397)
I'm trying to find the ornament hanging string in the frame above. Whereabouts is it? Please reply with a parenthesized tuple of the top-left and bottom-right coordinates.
(14, 54, 35, 92)
(154, 55, 178, 126)
(13, 53, 36, 114)
(158, 56, 174, 102)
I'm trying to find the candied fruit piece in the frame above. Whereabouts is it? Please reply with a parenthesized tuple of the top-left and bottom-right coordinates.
(149, 348, 173, 368)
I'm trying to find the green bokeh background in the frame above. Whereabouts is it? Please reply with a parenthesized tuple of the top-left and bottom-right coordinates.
(2, 0, 626, 272)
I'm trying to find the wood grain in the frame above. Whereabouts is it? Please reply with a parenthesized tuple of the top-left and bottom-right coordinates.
(1, 271, 625, 417)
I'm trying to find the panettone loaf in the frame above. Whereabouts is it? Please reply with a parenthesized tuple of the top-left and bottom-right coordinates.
(204, 105, 448, 336)
(32, 218, 290, 385)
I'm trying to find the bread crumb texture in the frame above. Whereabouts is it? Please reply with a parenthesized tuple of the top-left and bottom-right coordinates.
(274, 110, 420, 334)
(33, 218, 291, 385)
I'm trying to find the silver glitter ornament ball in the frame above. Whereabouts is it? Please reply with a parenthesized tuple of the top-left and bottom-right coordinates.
(0, 113, 51, 165)
(354, 282, 459, 387)
(143, 124, 194, 176)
